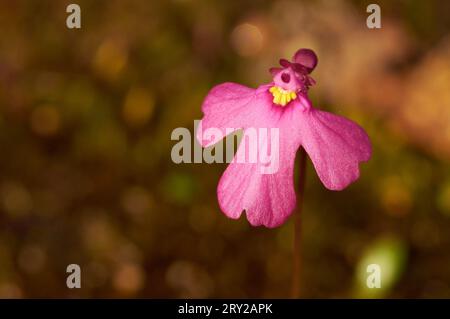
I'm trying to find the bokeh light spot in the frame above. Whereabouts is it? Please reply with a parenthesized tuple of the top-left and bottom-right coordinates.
(93, 39, 128, 81)
(112, 262, 146, 296)
(230, 23, 264, 57)
(122, 88, 155, 128)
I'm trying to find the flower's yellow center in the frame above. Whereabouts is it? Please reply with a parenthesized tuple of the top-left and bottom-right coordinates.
(269, 86, 297, 106)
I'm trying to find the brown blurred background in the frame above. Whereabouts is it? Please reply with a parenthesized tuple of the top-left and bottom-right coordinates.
(0, 0, 449, 298)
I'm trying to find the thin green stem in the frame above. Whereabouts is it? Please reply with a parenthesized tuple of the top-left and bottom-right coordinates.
(292, 147, 307, 298)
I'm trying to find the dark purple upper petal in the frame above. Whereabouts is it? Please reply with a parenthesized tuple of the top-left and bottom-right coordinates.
(269, 67, 283, 76)
(292, 48, 318, 73)
(279, 59, 291, 68)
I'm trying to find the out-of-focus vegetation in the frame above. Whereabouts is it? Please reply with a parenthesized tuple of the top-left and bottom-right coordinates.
(0, 0, 449, 298)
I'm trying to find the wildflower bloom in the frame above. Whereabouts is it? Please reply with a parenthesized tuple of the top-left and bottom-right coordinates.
(197, 49, 371, 228)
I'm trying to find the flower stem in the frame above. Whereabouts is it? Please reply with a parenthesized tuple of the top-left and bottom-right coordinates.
(292, 147, 307, 298)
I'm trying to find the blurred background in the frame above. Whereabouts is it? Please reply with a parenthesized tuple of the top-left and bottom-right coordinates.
(0, 0, 449, 298)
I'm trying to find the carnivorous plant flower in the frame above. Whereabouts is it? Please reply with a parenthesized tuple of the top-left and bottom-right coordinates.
(197, 48, 371, 228)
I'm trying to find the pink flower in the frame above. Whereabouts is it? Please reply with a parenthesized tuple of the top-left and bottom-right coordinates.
(197, 49, 371, 228)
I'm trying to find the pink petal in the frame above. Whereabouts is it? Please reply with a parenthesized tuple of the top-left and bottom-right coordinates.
(298, 107, 372, 190)
(197, 83, 270, 147)
(217, 92, 303, 228)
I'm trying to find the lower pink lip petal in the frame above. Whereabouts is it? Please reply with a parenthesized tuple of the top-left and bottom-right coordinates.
(217, 125, 299, 228)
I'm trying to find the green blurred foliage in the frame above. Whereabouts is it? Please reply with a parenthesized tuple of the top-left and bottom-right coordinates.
(353, 236, 407, 298)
